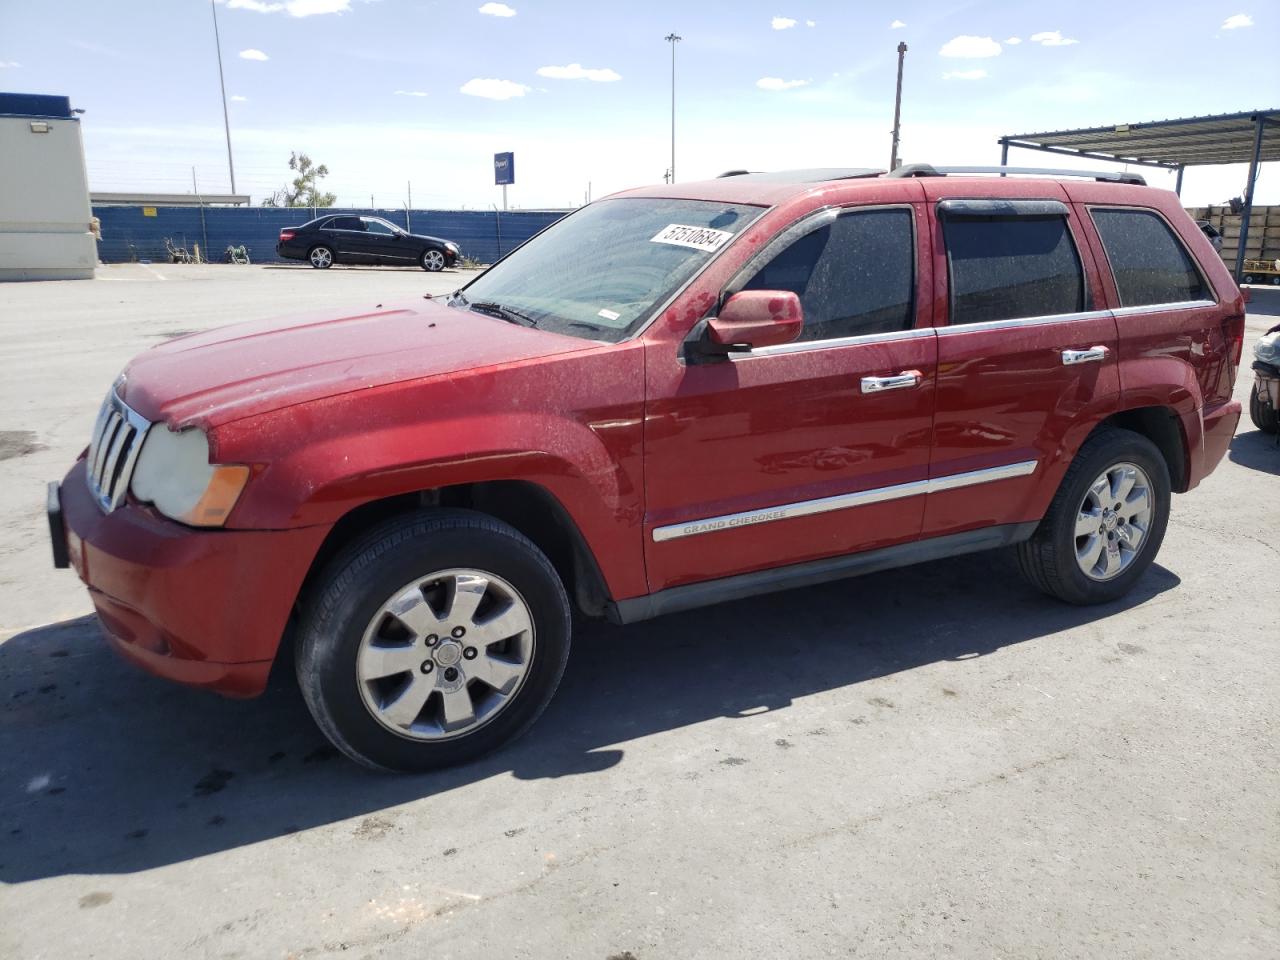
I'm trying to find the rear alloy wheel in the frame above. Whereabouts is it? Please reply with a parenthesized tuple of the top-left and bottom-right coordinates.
(309, 246, 334, 269)
(1250, 382, 1279, 434)
(296, 509, 571, 772)
(1017, 427, 1170, 605)
(421, 249, 446, 272)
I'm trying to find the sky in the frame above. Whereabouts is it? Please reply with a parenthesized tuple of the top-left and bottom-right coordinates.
(1, 0, 1276, 209)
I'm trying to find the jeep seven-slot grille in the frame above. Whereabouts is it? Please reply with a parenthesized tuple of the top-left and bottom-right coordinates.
(86, 390, 151, 512)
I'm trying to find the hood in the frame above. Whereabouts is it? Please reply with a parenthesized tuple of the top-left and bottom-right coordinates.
(119, 297, 594, 428)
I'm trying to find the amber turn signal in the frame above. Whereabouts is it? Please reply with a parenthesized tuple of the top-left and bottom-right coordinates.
(178, 465, 251, 527)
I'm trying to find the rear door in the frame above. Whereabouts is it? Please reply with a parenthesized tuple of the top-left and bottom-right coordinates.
(643, 201, 939, 592)
(325, 216, 371, 261)
(922, 185, 1120, 538)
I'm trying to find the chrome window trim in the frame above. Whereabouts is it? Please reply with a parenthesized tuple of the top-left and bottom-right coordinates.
(651, 459, 1037, 542)
(935, 308, 1113, 336)
(731, 324, 934, 360)
(1111, 299, 1217, 318)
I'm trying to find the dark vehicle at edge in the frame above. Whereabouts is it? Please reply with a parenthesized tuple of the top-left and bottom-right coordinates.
(277, 214, 460, 271)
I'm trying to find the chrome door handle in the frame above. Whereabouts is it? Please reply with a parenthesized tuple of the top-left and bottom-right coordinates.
(1061, 346, 1109, 365)
(861, 370, 922, 393)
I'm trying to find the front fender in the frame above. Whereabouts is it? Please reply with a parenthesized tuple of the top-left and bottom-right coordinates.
(213, 344, 648, 600)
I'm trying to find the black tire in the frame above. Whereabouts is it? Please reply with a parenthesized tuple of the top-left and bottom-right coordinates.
(295, 509, 571, 772)
(1242, 275, 1254, 285)
(1016, 427, 1171, 606)
(308, 245, 334, 269)
(1250, 382, 1279, 434)
(421, 249, 446, 272)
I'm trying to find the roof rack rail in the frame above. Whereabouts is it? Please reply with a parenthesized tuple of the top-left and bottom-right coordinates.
(885, 164, 1147, 186)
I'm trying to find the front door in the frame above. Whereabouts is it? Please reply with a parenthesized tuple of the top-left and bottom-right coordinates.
(361, 217, 413, 264)
(643, 204, 938, 592)
(921, 186, 1121, 538)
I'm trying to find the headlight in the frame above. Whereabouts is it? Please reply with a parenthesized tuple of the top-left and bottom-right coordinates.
(444, 242, 459, 253)
(129, 427, 249, 527)
(1255, 331, 1279, 364)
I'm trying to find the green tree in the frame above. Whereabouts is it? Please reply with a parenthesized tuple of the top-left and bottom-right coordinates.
(262, 152, 337, 207)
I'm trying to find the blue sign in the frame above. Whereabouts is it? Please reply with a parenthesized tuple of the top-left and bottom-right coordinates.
(494, 151, 515, 186)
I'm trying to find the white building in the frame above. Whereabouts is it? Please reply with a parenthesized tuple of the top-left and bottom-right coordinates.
(0, 93, 95, 281)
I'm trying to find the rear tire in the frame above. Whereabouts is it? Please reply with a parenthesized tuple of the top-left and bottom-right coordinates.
(296, 509, 571, 772)
(1250, 382, 1279, 434)
(1017, 427, 1171, 605)
(309, 245, 334, 269)
(1242, 275, 1255, 285)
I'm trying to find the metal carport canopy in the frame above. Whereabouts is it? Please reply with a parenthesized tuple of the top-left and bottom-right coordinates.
(999, 108, 1278, 280)
(1000, 108, 1280, 169)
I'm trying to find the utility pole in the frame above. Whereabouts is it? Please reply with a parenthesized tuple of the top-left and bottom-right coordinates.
(406, 181, 412, 231)
(889, 41, 907, 171)
(665, 33, 681, 183)
(210, 0, 237, 194)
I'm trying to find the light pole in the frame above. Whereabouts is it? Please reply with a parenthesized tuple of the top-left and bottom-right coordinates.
(210, 0, 237, 194)
(889, 41, 907, 171)
(665, 32, 681, 183)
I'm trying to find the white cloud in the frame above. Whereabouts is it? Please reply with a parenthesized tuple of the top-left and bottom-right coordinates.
(756, 76, 809, 90)
(771, 17, 797, 30)
(223, 0, 353, 15)
(942, 69, 989, 80)
(939, 35, 1002, 58)
(460, 77, 529, 100)
(536, 63, 621, 82)
(0, 60, 20, 68)
(890, 19, 906, 29)
(805, 19, 816, 27)
(238, 48, 270, 60)
(393, 90, 429, 97)
(479, 2, 516, 16)
(1005, 36, 1022, 44)
(1030, 30, 1079, 46)
(230, 94, 248, 101)
(1221, 13, 1253, 29)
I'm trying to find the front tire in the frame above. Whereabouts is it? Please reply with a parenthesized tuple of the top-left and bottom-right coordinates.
(1017, 427, 1171, 605)
(421, 249, 446, 272)
(296, 510, 571, 772)
(1250, 382, 1279, 434)
(309, 245, 334, 269)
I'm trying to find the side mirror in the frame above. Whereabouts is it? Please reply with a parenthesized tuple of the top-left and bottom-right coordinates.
(704, 290, 803, 353)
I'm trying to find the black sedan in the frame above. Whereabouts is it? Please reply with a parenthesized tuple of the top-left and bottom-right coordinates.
(277, 215, 460, 271)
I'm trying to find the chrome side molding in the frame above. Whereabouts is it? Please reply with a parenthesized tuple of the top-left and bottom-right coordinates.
(651, 459, 1037, 542)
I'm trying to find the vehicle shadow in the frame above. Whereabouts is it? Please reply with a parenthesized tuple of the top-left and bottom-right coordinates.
(1228, 428, 1279, 473)
(0, 548, 1179, 882)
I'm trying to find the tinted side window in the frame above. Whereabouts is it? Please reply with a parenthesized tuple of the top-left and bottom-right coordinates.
(325, 216, 363, 231)
(742, 208, 914, 341)
(1090, 209, 1207, 306)
(943, 215, 1085, 325)
(362, 218, 396, 236)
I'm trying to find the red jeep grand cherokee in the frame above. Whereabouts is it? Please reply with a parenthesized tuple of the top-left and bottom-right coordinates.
(48, 165, 1244, 771)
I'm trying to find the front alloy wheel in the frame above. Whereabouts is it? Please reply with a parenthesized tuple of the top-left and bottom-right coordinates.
(296, 509, 571, 771)
(358, 569, 534, 740)
(421, 249, 446, 272)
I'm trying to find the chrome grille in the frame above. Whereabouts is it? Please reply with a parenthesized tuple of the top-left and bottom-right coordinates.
(86, 389, 151, 512)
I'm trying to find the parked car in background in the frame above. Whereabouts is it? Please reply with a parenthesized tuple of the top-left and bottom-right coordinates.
(1251, 321, 1280, 434)
(277, 215, 460, 271)
(51, 165, 1245, 772)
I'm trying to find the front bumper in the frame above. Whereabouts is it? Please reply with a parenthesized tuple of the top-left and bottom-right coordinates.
(50, 460, 329, 697)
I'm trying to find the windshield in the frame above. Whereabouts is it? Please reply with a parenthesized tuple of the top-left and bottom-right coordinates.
(454, 197, 762, 341)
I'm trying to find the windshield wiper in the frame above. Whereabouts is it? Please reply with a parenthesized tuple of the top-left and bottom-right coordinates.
(468, 301, 539, 328)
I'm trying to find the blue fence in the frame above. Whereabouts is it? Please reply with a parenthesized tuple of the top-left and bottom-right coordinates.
(92, 206, 569, 266)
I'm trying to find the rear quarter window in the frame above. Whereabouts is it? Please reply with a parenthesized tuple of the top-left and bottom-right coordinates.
(1089, 208, 1209, 307)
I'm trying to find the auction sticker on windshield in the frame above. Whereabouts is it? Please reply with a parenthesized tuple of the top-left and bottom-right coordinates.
(650, 224, 734, 252)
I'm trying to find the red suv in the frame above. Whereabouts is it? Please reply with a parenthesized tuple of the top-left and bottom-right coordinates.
(48, 166, 1244, 771)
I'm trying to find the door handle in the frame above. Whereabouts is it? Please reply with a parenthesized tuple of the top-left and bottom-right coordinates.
(861, 370, 922, 393)
(1061, 346, 1109, 365)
